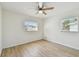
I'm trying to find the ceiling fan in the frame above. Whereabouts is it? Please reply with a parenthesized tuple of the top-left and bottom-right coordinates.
(36, 2, 55, 15)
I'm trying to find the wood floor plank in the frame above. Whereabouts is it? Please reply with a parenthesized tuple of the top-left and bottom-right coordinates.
(1, 39, 79, 57)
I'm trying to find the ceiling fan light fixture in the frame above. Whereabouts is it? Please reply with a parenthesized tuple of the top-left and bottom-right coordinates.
(36, 2, 55, 15)
(39, 10, 43, 14)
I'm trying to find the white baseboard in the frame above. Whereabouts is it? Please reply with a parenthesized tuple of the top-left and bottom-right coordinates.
(3, 39, 42, 49)
(46, 39, 79, 50)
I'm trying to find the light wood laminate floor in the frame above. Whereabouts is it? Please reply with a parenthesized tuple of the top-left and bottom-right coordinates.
(1, 39, 79, 57)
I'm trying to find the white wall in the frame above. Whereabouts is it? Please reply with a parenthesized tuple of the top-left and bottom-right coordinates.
(44, 8, 79, 50)
(0, 5, 2, 55)
(2, 9, 44, 48)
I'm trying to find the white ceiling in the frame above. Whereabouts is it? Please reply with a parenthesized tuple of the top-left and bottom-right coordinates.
(0, 2, 79, 18)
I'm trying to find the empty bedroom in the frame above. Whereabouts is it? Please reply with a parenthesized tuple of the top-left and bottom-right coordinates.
(0, 2, 79, 57)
